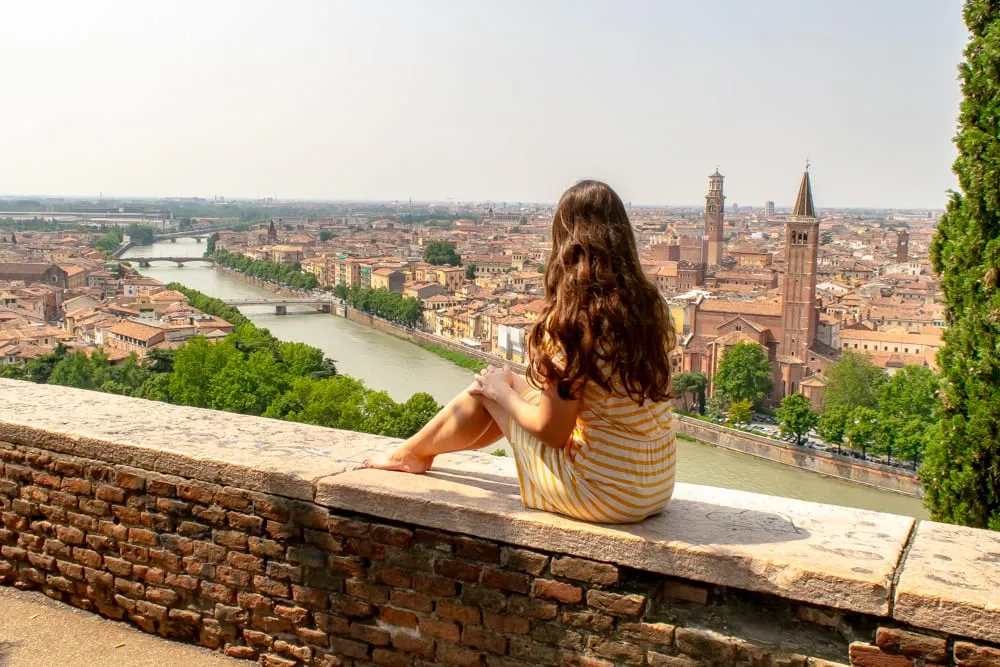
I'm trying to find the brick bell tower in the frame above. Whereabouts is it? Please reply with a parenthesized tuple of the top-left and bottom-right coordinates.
(779, 167, 819, 365)
(704, 169, 725, 266)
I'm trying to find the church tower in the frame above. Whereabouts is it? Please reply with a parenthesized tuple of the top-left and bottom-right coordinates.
(779, 168, 819, 365)
(896, 230, 909, 263)
(704, 169, 725, 266)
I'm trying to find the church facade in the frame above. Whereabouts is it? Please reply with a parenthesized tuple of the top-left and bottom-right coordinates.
(673, 169, 835, 406)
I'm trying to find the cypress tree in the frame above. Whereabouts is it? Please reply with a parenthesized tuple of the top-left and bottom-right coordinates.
(923, 0, 1000, 529)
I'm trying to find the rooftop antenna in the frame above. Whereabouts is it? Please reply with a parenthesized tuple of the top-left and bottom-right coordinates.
(805, 156, 811, 171)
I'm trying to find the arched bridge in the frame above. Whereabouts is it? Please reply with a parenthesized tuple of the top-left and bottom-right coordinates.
(223, 297, 341, 315)
(129, 257, 216, 267)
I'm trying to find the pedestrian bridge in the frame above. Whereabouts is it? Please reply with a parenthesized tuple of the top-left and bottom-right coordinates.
(129, 256, 216, 267)
(223, 296, 338, 314)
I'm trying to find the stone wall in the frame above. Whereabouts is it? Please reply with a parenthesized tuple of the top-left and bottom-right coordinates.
(675, 416, 923, 498)
(1, 379, 998, 667)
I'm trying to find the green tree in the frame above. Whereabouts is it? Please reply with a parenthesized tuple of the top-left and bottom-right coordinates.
(671, 372, 707, 412)
(712, 342, 773, 404)
(465, 264, 477, 280)
(319, 230, 334, 242)
(0, 363, 27, 380)
(25, 343, 68, 384)
(817, 405, 851, 453)
(822, 351, 886, 413)
(423, 241, 461, 266)
(874, 365, 939, 465)
(728, 400, 753, 426)
(776, 393, 818, 446)
(124, 224, 155, 245)
(844, 406, 878, 458)
(923, 0, 1000, 529)
(706, 392, 730, 421)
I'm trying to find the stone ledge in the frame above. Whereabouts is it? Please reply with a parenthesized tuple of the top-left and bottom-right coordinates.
(316, 465, 913, 616)
(893, 520, 1000, 643)
(0, 378, 387, 501)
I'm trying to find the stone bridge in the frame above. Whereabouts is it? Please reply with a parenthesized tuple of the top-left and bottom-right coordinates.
(0, 378, 998, 667)
(154, 225, 236, 242)
(130, 257, 216, 268)
(224, 297, 338, 315)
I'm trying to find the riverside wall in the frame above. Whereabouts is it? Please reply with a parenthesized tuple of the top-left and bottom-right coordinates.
(675, 416, 923, 499)
(1, 379, 998, 667)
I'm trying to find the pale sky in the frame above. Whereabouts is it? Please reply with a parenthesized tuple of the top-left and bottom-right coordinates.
(0, 1, 967, 209)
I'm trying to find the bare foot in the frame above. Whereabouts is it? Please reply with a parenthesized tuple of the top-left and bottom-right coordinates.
(363, 447, 432, 474)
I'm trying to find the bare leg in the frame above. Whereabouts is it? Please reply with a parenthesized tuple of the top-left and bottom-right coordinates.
(364, 382, 498, 473)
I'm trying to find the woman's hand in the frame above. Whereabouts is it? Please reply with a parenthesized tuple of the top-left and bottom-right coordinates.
(469, 365, 513, 401)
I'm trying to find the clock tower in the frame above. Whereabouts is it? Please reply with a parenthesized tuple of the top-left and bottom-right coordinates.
(705, 169, 725, 266)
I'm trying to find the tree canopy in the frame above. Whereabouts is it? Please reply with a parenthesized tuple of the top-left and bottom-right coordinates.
(822, 351, 886, 413)
(712, 342, 773, 404)
(671, 372, 707, 413)
(334, 284, 422, 327)
(776, 393, 818, 446)
(423, 241, 461, 266)
(727, 400, 753, 426)
(214, 249, 319, 290)
(923, 0, 1000, 529)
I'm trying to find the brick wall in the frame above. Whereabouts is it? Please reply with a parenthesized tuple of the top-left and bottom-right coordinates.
(2, 439, 998, 667)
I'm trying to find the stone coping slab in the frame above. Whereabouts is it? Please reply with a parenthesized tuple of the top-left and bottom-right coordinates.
(893, 520, 1000, 643)
(0, 378, 387, 500)
(316, 464, 914, 616)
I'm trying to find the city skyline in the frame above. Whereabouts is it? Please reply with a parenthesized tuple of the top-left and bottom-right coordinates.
(1, 1, 967, 208)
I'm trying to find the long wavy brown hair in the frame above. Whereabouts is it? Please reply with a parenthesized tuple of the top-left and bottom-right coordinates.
(527, 180, 675, 403)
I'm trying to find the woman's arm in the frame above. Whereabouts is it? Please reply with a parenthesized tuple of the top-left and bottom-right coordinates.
(472, 367, 579, 449)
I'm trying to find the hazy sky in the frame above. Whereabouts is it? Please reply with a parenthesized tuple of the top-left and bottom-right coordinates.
(0, 1, 967, 208)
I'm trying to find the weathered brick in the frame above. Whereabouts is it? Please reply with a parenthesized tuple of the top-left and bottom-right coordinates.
(265, 521, 298, 540)
(379, 605, 418, 629)
(248, 536, 285, 558)
(266, 561, 302, 583)
(437, 601, 481, 625)
(146, 479, 176, 497)
(215, 603, 250, 624)
(346, 578, 389, 604)
(454, 536, 500, 563)
(32, 472, 62, 489)
(436, 641, 484, 667)
(330, 637, 370, 660)
(95, 485, 125, 503)
(55, 525, 85, 545)
(192, 506, 227, 526)
(237, 591, 273, 612)
(501, 547, 549, 576)
(148, 548, 181, 572)
(676, 628, 738, 665)
(135, 600, 168, 622)
(191, 540, 226, 563)
(114, 577, 144, 598)
(392, 632, 435, 659)
(98, 520, 127, 541)
(532, 623, 584, 650)
(314, 654, 347, 667)
(874, 627, 946, 662)
(252, 574, 289, 598)
(620, 622, 676, 648)
(119, 543, 149, 564)
(345, 537, 386, 560)
(168, 608, 201, 625)
(483, 610, 530, 635)
(251, 614, 294, 634)
(371, 524, 414, 548)
(377, 566, 412, 589)
(243, 629, 274, 651)
(200, 580, 235, 603)
(436, 558, 481, 583)
(136, 565, 166, 585)
(85, 535, 114, 552)
(226, 511, 263, 534)
(213, 530, 247, 550)
(216, 565, 251, 587)
(412, 572, 457, 597)
(954, 641, 1000, 667)
(115, 471, 144, 491)
(292, 584, 328, 609)
(72, 548, 102, 569)
(315, 611, 351, 635)
(155, 498, 190, 516)
(224, 645, 257, 660)
(46, 575, 75, 593)
(61, 477, 92, 495)
(420, 617, 461, 642)
(461, 585, 507, 612)
(586, 636, 645, 665)
(296, 627, 329, 647)
(551, 556, 619, 586)
(481, 567, 530, 594)
(164, 572, 198, 591)
(214, 491, 252, 512)
(258, 654, 296, 667)
(328, 516, 370, 538)
(303, 529, 341, 552)
(43, 539, 70, 558)
(508, 595, 558, 620)
(586, 590, 645, 617)
(112, 505, 141, 525)
(390, 589, 434, 613)
(561, 654, 616, 667)
(286, 545, 326, 569)
(274, 639, 312, 663)
(849, 643, 913, 667)
(351, 622, 392, 646)
(463, 626, 508, 654)
(55, 560, 84, 580)
(370, 648, 412, 667)
(509, 637, 559, 666)
(662, 580, 709, 604)
(329, 556, 366, 579)
(146, 586, 179, 607)
(227, 551, 264, 572)
(532, 578, 583, 604)
(176, 482, 217, 505)
(253, 496, 290, 522)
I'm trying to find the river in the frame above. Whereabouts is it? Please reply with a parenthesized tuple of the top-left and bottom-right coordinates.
(124, 239, 928, 519)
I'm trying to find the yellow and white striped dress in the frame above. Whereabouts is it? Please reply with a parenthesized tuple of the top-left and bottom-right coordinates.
(508, 363, 676, 524)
